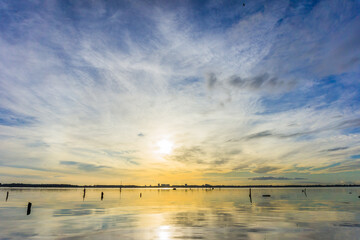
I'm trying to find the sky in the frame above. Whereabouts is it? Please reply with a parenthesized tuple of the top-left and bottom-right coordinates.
(0, 0, 360, 185)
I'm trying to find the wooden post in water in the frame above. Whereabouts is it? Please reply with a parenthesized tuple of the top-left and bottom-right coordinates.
(101, 192, 104, 200)
(27, 202, 32, 215)
(83, 188, 86, 201)
(6, 191, 9, 202)
(140, 193, 142, 198)
(249, 188, 252, 203)
(302, 188, 307, 197)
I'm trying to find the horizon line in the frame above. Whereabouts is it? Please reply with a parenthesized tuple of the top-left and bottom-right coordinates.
(1, 183, 360, 188)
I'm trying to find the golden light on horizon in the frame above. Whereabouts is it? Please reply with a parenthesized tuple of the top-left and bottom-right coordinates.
(156, 139, 174, 155)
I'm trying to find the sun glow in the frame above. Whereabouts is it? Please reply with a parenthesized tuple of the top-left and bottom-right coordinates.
(156, 139, 174, 155)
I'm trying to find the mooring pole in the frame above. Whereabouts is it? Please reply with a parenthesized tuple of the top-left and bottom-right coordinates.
(83, 188, 86, 201)
(249, 188, 252, 203)
(27, 202, 32, 215)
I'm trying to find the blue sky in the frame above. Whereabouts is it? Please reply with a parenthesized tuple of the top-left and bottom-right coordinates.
(0, 0, 359, 185)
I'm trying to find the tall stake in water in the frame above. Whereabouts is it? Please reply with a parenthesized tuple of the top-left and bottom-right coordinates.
(249, 188, 252, 203)
(302, 188, 307, 197)
(27, 202, 32, 215)
(83, 187, 86, 201)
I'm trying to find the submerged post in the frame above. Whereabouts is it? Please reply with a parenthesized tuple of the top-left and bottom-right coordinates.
(140, 193, 142, 198)
(27, 202, 32, 215)
(101, 192, 104, 200)
(83, 188, 86, 200)
(6, 191, 9, 201)
(249, 188, 252, 203)
(302, 188, 307, 197)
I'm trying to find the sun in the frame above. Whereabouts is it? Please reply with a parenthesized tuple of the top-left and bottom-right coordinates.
(156, 139, 174, 155)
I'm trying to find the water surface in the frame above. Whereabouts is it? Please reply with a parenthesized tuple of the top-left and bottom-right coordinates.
(1, 188, 360, 239)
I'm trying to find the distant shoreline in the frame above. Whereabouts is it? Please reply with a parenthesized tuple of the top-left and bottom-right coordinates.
(1, 183, 360, 188)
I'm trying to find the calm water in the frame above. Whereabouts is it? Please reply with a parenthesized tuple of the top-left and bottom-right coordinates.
(1, 188, 360, 239)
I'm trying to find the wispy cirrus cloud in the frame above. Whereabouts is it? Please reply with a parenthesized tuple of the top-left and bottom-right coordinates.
(252, 166, 281, 174)
(324, 147, 349, 152)
(249, 176, 306, 181)
(60, 161, 109, 172)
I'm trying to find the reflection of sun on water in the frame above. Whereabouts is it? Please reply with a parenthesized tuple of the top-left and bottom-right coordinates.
(158, 225, 171, 240)
(156, 139, 174, 155)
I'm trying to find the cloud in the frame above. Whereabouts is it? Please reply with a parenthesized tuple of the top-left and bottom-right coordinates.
(249, 176, 307, 181)
(232, 164, 248, 171)
(60, 161, 78, 166)
(205, 72, 296, 95)
(259, 0, 360, 78)
(212, 158, 229, 166)
(325, 147, 349, 152)
(241, 118, 360, 142)
(228, 73, 295, 92)
(60, 161, 109, 172)
(318, 161, 360, 173)
(0, 108, 36, 127)
(205, 72, 217, 89)
(26, 140, 50, 148)
(312, 162, 342, 171)
(252, 166, 281, 174)
(166, 146, 205, 164)
(244, 131, 273, 140)
(336, 118, 360, 129)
